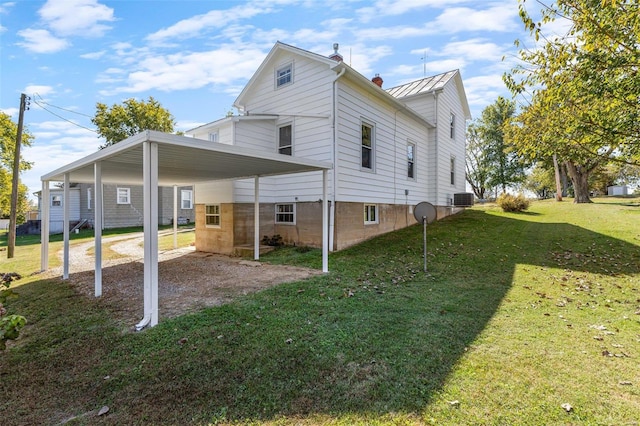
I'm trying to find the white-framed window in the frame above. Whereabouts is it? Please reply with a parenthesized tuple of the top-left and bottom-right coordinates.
(275, 203, 295, 224)
(51, 194, 62, 207)
(117, 187, 131, 205)
(364, 204, 378, 224)
(205, 204, 221, 227)
(276, 63, 293, 88)
(208, 131, 219, 142)
(361, 122, 374, 170)
(450, 113, 456, 139)
(87, 188, 92, 210)
(181, 189, 193, 209)
(278, 124, 292, 155)
(450, 156, 456, 185)
(407, 142, 416, 179)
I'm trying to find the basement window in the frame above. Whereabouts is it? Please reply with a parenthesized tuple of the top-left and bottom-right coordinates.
(364, 204, 378, 224)
(205, 204, 221, 227)
(275, 203, 295, 224)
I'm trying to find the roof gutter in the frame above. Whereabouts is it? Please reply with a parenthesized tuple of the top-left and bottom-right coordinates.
(329, 66, 346, 251)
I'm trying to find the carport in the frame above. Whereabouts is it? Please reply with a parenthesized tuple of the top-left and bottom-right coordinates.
(40, 130, 332, 329)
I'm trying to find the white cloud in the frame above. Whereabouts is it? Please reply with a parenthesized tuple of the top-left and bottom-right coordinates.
(1, 107, 19, 118)
(80, 50, 106, 59)
(24, 85, 55, 97)
(38, 0, 115, 37)
(444, 39, 505, 61)
(463, 74, 510, 114)
(431, 4, 519, 34)
(348, 44, 393, 76)
(356, 0, 468, 23)
(102, 46, 268, 95)
(146, 3, 271, 43)
(357, 4, 520, 41)
(16, 28, 69, 53)
(21, 120, 102, 195)
(0, 2, 15, 13)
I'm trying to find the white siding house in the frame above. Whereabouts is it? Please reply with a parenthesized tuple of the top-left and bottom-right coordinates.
(37, 187, 81, 234)
(187, 42, 471, 252)
(37, 183, 195, 234)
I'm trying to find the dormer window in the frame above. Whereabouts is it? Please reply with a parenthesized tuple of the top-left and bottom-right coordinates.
(276, 63, 293, 88)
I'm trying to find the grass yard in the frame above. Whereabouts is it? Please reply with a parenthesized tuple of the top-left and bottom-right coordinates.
(0, 198, 638, 425)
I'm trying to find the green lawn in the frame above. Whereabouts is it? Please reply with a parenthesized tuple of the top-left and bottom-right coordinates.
(0, 198, 638, 425)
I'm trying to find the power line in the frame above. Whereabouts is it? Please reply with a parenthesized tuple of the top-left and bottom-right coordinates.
(33, 93, 94, 118)
(32, 98, 98, 133)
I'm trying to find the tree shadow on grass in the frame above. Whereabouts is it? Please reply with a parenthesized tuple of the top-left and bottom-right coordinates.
(1, 210, 639, 424)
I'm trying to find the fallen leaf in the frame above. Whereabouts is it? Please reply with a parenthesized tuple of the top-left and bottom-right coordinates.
(98, 406, 109, 416)
(285, 338, 293, 344)
(449, 400, 460, 408)
(619, 381, 632, 386)
(561, 403, 573, 413)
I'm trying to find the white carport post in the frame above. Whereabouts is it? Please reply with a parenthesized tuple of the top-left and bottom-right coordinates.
(62, 173, 70, 279)
(138, 140, 159, 329)
(322, 169, 328, 273)
(40, 181, 50, 271)
(173, 185, 178, 249)
(254, 176, 260, 260)
(94, 162, 103, 297)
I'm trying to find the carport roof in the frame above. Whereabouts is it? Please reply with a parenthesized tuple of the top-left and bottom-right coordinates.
(41, 130, 332, 185)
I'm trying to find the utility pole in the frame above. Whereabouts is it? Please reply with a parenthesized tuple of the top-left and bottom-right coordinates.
(7, 93, 28, 259)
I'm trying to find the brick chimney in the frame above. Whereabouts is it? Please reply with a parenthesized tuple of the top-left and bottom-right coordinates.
(329, 43, 343, 62)
(372, 74, 383, 88)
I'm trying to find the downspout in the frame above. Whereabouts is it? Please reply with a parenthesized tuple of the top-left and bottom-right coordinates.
(433, 91, 439, 206)
(330, 67, 346, 251)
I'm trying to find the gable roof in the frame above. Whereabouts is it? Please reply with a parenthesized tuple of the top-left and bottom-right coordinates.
(233, 42, 435, 128)
(386, 70, 472, 120)
(234, 41, 340, 110)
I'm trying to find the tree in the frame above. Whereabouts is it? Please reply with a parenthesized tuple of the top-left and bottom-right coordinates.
(465, 97, 527, 197)
(92, 97, 176, 148)
(465, 123, 493, 199)
(0, 112, 32, 220)
(481, 97, 527, 193)
(504, 0, 640, 203)
(525, 163, 558, 199)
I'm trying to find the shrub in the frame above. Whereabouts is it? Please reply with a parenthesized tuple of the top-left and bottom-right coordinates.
(497, 193, 530, 212)
(261, 234, 284, 247)
(1, 272, 26, 350)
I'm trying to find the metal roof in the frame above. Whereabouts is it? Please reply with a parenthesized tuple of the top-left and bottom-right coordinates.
(41, 130, 332, 185)
(385, 70, 458, 99)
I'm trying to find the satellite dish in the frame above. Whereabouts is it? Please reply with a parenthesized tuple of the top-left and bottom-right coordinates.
(413, 202, 436, 224)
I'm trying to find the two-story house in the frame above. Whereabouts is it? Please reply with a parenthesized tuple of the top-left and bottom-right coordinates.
(187, 42, 471, 254)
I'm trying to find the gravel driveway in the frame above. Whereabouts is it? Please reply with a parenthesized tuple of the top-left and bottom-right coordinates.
(53, 231, 321, 326)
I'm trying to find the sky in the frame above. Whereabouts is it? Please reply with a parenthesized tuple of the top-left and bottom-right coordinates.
(0, 0, 561, 200)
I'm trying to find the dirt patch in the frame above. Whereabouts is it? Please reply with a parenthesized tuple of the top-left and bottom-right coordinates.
(54, 233, 322, 326)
